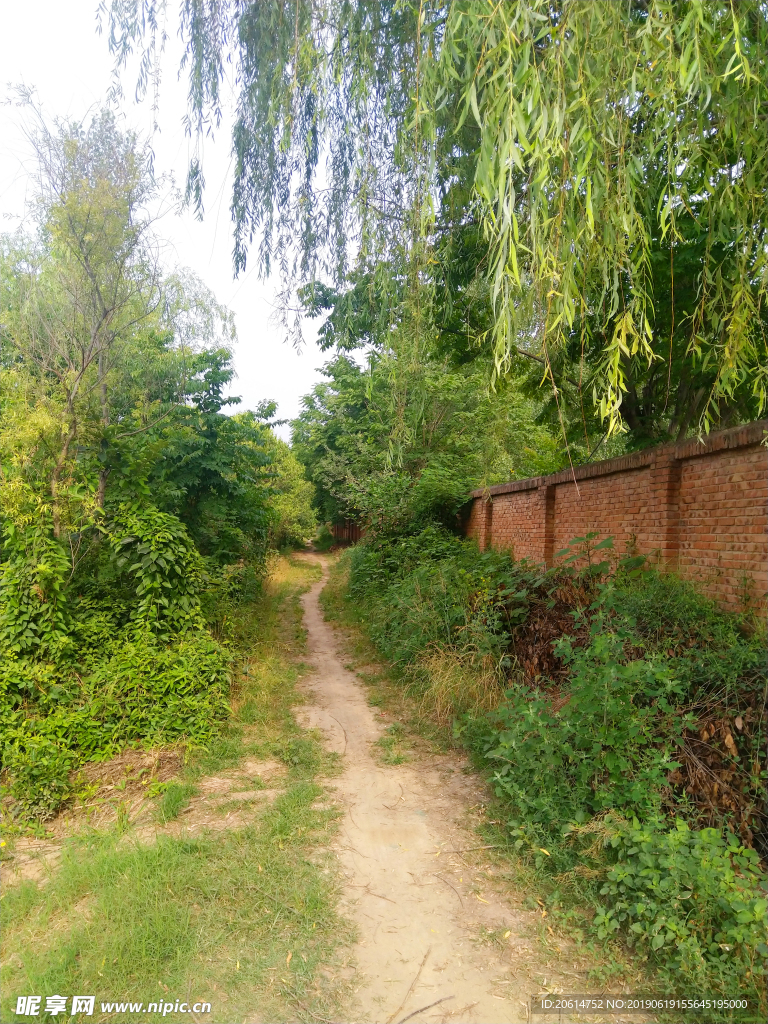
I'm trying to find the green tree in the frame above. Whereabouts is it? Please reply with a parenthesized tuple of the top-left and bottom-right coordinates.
(443, 1, 768, 435)
(292, 350, 563, 536)
(7, 105, 164, 528)
(0, 108, 275, 662)
(259, 432, 317, 548)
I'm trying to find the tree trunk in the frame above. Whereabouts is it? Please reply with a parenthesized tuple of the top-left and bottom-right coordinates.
(51, 419, 77, 540)
(97, 348, 110, 510)
(97, 467, 109, 511)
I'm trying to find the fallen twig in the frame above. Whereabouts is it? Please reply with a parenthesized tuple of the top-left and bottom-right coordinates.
(366, 889, 396, 904)
(386, 947, 431, 1024)
(433, 873, 463, 908)
(384, 783, 405, 810)
(397, 995, 455, 1023)
(450, 844, 500, 854)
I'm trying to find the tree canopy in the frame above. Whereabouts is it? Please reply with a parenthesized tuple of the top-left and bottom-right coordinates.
(291, 349, 568, 537)
(103, 0, 767, 439)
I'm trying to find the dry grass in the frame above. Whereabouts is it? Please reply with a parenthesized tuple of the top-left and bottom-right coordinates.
(76, 748, 184, 790)
(416, 649, 507, 727)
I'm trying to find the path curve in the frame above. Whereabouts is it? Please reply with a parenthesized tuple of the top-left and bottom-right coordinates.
(295, 556, 541, 1024)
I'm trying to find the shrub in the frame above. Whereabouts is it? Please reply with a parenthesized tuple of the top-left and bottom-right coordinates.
(349, 467, 469, 541)
(1, 628, 230, 821)
(0, 657, 67, 713)
(0, 518, 73, 661)
(81, 628, 230, 753)
(593, 817, 767, 992)
(109, 503, 205, 634)
(475, 631, 688, 834)
(313, 524, 336, 552)
(3, 734, 76, 821)
(350, 526, 533, 670)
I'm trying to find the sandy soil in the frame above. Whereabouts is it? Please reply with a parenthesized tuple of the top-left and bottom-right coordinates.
(295, 555, 578, 1024)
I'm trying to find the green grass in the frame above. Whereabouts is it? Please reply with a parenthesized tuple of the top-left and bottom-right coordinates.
(2, 797, 347, 1022)
(157, 781, 196, 823)
(1, 556, 353, 1024)
(374, 722, 410, 765)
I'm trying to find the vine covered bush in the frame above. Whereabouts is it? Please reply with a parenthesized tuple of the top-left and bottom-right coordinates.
(109, 504, 206, 634)
(0, 516, 73, 662)
(0, 510, 231, 821)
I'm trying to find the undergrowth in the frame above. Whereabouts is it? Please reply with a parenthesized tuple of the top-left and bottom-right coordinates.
(0, 508, 255, 826)
(331, 531, 767, 1022)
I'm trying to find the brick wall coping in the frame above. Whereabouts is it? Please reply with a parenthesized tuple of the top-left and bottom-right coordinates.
(470, 419, 768, 500)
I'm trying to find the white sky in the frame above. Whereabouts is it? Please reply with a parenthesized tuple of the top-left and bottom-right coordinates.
(0, 1, 328, 440)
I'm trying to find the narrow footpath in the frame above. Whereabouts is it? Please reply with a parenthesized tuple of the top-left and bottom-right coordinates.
(295, 555, 560, 1024)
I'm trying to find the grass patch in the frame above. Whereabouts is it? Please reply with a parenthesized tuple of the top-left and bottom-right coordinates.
(2, 799, 346, 1023)
(157, 781, 196, 823)
(374, 723, 410, 765)
(1, 556, 353, 1024)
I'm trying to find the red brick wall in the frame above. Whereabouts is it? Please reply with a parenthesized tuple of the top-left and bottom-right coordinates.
(488, 484, 546, 561)
(465, 421, 768, 609)
(330, 520, 364, 544)
(465, 496, 491, 551)
(677, 444, 767, 606)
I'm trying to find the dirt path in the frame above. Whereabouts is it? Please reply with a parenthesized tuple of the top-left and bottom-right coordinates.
(295, 556, 555, 1024)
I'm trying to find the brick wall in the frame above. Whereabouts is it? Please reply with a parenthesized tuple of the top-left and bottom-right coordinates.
(465, 421, 768, 608)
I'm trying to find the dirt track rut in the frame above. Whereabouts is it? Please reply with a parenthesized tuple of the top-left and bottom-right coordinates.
(295, 556, 550, 1024)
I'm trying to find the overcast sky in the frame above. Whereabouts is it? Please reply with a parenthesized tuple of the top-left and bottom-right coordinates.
(0, 1, 328, 439)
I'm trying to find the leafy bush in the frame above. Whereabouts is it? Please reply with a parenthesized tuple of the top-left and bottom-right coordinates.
(602, 815, 768, 958)
(109, 504, 206, 634)
(0, 518, 73, 661)
(350, 526, 549, 670)
(200, 559, 267, 637)
(477, 631, 687, 833)
(0, 658, 66, 714)
(612, 568, 766, 715)
(80, 628, 230, 753)
(348, 467, 471, 541)
(593, 817, 767, 991)
(1, 628, 230, 821)
(313, 524, 336, 552)
(3, 734, 76, 821)
(0, 507, 241, 821)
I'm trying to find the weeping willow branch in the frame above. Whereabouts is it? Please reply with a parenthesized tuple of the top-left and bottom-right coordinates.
(102, 0, 768, 436)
